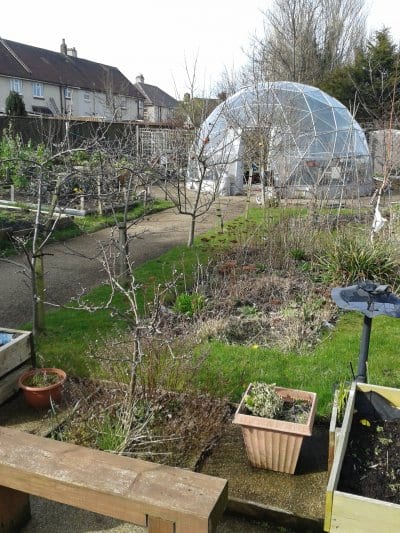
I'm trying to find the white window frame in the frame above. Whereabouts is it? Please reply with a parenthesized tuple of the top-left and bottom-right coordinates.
(84, 92, 91, 102)
(64, 87, 72, 99)
(138, 100, 144, 119)
(11, 79, 23, 94)
(32, 82, 44, 98)
(120, 97, 127, 109)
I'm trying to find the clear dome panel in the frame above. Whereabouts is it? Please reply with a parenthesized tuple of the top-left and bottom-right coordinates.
(306, 96, 330, 113)
(192, 81, 371, 196)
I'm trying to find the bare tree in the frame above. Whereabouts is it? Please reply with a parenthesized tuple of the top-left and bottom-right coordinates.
(252, 0, 367, 85)
(0, 137, 90, 338)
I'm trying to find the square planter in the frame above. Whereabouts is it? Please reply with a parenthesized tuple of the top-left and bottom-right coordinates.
(0, 328, 33, 404)
(233, 384, 317, 474)
(325, 381, 400, 532)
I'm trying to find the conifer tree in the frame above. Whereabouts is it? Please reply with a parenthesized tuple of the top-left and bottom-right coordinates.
(5, 91, 27, 116)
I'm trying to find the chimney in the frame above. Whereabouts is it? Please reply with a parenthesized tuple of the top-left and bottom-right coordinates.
(60, 39, 67, 55)
(183, 93, 191, 102)
(68, 47, 77, 58)
(136, 74, 144, 84)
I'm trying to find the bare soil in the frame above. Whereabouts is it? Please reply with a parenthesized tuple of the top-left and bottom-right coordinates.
(338, 413, 400, 503)
(58, 377, 231, 470)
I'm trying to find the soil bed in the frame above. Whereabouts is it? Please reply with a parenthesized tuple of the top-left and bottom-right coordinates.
(338, 413, 400, 504)
(56, 377, 231, 470)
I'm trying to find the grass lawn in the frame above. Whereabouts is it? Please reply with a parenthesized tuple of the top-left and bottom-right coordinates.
(29, 206, 400, 419)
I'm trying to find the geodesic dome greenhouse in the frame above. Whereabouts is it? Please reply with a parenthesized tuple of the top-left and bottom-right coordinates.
(189, 81, 372, 199)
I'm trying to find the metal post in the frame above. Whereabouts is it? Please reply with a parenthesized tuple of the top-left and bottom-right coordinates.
(356, 315, 372, 382)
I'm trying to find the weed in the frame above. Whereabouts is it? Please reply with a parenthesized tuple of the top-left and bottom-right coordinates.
(174, 292, 205, 317)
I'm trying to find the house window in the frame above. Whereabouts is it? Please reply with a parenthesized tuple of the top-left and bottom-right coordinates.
(64, 87, 72, 99)
(120, 97, 127, 109)
(136, 100, 143, 119)
(32, 82, 44, 98)
(11, 79, 23, 94)
(84, 92, 90, 102)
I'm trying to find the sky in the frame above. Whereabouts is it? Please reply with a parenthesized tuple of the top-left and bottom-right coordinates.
(1, 0, 400, 99)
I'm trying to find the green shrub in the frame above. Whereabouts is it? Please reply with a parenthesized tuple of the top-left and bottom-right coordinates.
(245, 383, 284, 419)
(174, 292, 205, 317)
(315, 233, 399, 286)
(5, 91, 26, 116)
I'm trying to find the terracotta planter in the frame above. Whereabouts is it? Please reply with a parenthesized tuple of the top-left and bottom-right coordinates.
(18, 368, 67, 409)
(233, 384, 317, 474)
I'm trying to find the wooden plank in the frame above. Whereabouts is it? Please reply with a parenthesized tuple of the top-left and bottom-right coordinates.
(325, 382, 400, 532)
(357, 382, 400, 407)
(148, 516, 175, 533)
(0, 364, 31, 405)
(328, 389, 339, 475)
(331, 491, 400, 532)
(0, 486, 31, 532)
(324, 381, 357, 532)
(0, 329, 32, 378)
(0, 426, 227, 532)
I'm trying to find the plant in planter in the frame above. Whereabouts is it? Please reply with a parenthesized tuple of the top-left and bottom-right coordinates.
(18, 367, 67, 409)
(233, 382, 317, 474)
(325, 381, 400, 532)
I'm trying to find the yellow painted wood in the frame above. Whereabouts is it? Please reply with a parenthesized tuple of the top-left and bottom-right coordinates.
(0, 426, 228, 533)
(357, 382, 400, 408)
(325, 382, 400, 532)
(324, 381, 357, 531)
(327, 398, 337, 475)
(323, 490, 333, 533)
(331, 491, 400, 532)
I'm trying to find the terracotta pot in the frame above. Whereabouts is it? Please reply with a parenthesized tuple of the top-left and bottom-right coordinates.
(233, 383, 317, 474)
(18, 368, 67, 409)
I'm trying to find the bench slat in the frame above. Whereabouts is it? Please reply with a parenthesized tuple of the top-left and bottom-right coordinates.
(0, 427, 228, 532)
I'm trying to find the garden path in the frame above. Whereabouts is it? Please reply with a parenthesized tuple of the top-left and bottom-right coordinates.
(0, 194, 249, 329)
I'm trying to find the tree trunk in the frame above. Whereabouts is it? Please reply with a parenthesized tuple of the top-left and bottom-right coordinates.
(97, 175, 103, 215)
(33, 253, 45, 335)
(118, 223, 129, 286)
(245, 166, 254, 221)
(187, 215, 196, 247)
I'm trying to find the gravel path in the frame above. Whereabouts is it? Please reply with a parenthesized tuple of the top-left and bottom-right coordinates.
(0, 195, 248, 328)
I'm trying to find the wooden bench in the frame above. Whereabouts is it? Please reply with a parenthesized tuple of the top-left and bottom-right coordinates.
(0, 426, 228, 532)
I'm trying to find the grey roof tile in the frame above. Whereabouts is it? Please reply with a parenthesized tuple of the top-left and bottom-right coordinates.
(0, 38, 144, 99)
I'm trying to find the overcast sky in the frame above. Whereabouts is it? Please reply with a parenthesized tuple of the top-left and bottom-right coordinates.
(1, 0, 399, 99)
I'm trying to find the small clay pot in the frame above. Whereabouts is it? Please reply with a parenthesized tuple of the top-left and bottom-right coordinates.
(18, 368, 67, 409)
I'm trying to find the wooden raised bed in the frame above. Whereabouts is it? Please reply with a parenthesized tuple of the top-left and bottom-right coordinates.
(0, 328, 33, 404)
(324, 381, 400, 532)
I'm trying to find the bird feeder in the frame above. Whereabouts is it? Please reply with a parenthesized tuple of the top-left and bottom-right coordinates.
(331, 280, 400, 382)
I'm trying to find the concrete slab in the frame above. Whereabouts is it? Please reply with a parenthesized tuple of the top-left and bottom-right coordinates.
(199, 418, 328, 531)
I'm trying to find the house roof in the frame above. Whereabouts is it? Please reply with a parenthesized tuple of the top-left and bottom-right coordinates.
(0, 38, 144, 99)
(134, 80, 178, 109)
